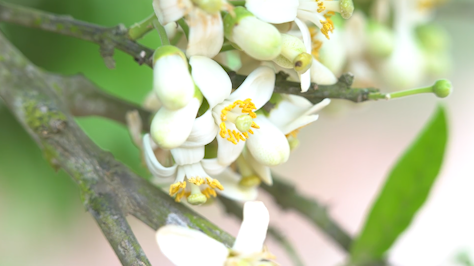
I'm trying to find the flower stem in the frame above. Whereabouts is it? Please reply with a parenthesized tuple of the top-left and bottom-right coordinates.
(128, 13, 158, 40)
(368, 80, 453, 100)
(153, 20, 170, 46)
(229, 0, 246, 6)
(177, 18, 190, 40)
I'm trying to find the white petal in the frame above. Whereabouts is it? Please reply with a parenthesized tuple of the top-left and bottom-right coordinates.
(227, 66, 275, 110)
(245, 0, 298, 24)
(202, 158, 228, 175)
(186, 10, 224, 58)
(143, 134, 178, 179)
(170, 146, 205, 165)
(318, 30, 347, 75)
(154, 55, 195, 110)
(156, 225, 229, 266)
(216, 169, 258, 201)
(216, 123, 245, 166)
(310, 58, 338, 85)
(153, 0, 189, 26)
(181, 110, 218, 148)
(190, 56, 231, 108)
(232, 201, 270, 255)
(243, 149, 273, 185)
(247, 116, 290, 166)
(150, 98, 200, 149)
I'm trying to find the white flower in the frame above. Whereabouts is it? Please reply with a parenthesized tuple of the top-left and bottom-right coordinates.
(153, 0, 231, 58)
(156, 201, 277, 266)
(144, 133, 228, 205)
(242, 96, 331, 184)
(190, 56, 290, 168)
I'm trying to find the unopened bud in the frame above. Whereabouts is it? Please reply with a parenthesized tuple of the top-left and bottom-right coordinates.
(416, 24, 449, 53)
(153, 45, 195, 110)
(367, 22, 394, 58)
(192, 0, 222, 14)
(339, 0, 354, 19)
(224, 7, 282, 60)
(432, 79, 452, 98)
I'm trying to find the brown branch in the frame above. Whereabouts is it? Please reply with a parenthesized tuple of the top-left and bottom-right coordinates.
(0, 31, 234, 265)
(262, 175, 353, 252)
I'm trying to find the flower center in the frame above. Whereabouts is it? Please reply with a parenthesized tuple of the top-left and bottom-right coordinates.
(168, 177, 224, 204)
(219, 99, 260, 145)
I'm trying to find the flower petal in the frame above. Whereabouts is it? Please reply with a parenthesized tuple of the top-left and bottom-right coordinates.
(170, 146, 205, 165)
(154, 54, 195, 110)
(216, 123, 245, 166)
(232, 201, 270, 255)
(153, 0, 190, 24)
(245, 0, 298, 24)
(247, 116, 290, 166)
(156, 225, 229, 266)
(190, 56, 231, 108)
(181, 110, 218, 148)
(143, 134, 178, 179)
(186, 10, 224, 58)
(216, 169, 258, 201)
(243, 149, 272, 185)
(202, 158, 227, 175)
(227, 66, 275, 110)
(150, 98, 200, 150)
(310, 58, 338, 85)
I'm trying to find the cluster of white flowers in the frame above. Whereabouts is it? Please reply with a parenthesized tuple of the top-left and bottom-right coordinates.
(128, 0, 450, 264)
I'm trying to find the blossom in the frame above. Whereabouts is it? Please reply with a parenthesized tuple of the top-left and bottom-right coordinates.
(244, 96, 331, 185)
(144, 133, 228, 205)
(189, 56, 290, 168)
(153, 0, 232, 58)
(156, 201, 277, 266)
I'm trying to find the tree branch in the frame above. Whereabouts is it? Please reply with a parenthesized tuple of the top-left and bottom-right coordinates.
(0, 1, 381, 103)
(262, 176, 353, 252)
(218, 197, 305, 266)
(0, 31, 235, 265)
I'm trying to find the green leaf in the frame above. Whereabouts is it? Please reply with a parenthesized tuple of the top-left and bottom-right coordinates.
(350, 105, 448, 265)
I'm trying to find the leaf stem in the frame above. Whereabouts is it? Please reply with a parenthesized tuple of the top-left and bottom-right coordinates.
(128, 13, 158, 40)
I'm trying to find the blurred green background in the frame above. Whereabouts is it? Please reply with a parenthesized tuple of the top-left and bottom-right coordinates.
(0, 0, 158, 265)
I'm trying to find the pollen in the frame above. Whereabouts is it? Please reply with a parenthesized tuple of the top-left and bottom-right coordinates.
(317, 1, 325, 13)
(309, 27, 323, 59)
(169, 181, 189, 202)
(219, 99, 260, 145)
(202, 187, 217, 198)
(188, 177, 205, 186)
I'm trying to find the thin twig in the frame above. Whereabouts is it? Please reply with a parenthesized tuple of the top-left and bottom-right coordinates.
(218, 197, 306, 266)
(262, 175, 353, 252)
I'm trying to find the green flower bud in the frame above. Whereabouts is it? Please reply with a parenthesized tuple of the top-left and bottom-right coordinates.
(192, 0, 222, 14)
(433, 79, 452, 98)
(224, 7, 282, 60)
(416, 24, 449, 53)
(339, 0, 354, 19)
(367, 21, 394, 58)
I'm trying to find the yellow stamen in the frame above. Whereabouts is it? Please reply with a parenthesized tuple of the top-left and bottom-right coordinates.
(219, 99, 260, 145)
(317, 1, 325, 13)
(206, 177, 224, 191)
(188, 177, 205, 186)
(169, 181, 186, 196)
(202, 187, 217, 198)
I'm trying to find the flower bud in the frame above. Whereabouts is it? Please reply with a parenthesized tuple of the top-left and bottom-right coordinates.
(416, 24, 449, 53)
(367, 21, 394, 58)
(153, 45, 195, 111)
(224, 7, 282, 60)
(433, 79, 452, 98)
